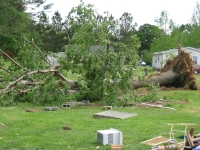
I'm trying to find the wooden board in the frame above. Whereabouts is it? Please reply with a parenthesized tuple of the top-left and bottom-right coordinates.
(141, 136, 170, 145)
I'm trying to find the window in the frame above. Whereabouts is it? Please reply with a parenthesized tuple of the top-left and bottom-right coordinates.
(193, 56, 197, 65)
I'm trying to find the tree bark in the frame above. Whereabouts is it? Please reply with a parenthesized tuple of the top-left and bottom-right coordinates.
(132, 70, 179, 89)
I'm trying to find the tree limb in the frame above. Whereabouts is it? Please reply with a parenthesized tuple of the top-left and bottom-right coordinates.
(15, 87, 34, 94)
(24, 37, 51, 65)
(0, 66, 11, 74)
(0, 69, 76, 94)
(0, 49, 30, 72)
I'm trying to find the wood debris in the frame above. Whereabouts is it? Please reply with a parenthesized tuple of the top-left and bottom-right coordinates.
(141, 103, 176, 110)
(0, 122, 8, 129)
(23, 107, 40, 112)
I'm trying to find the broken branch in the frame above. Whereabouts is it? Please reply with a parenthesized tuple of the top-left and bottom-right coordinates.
(0, 69, 76, 94)
(24, 37, 51, 65)
(0, 49, 30, 72)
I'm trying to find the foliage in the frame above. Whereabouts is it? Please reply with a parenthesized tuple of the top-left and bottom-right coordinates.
(154, 10, 169, 35)
(140, 49, 153, 65)
(60, 1, 140, 105)
(4, 0, 200, 106)
(137, 24, 162, 55)
(150, 16, 179, 52)
(140, 83, 159, 102)
(0, 37, 69, 105)
(182, 2, 200, 48)
(0, 1, 141, 106)
(151, 10, 180, 52)
(0, 1, 32, 55)
(118, 12, 137, 44)
(47, 11, 67, 52)
(150, 3, 200, 52)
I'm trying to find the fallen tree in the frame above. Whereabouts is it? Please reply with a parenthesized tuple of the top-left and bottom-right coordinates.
(0, 46, 198, 105)
(133, 48, 198, 90)
(0, 32, 140, 106)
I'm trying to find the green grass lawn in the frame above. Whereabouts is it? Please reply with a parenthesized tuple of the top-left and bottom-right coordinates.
(1, 91, 200, 150)
(1, 100, 200, 150)
(1, 65, 200, 149)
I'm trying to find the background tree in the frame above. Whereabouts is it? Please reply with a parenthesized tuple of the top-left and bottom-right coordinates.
(183, 2, 200, 48)
(119, 12, 137, 44)
(0, 0, 31, 55)
(0, 0, 53, 56)
(152, 10, 170, 51)
(137, 24, 162, 64)
(35, 11, 49, 49)
(151, 10, 180, 52)
(49, 11, 66, 52)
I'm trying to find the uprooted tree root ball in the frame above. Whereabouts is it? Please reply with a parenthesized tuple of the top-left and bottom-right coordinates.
(133, 50, 199, 90)
(160, 50, 198, 90)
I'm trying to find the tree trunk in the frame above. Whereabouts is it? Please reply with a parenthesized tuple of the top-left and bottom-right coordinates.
(133, 70, 179, 89)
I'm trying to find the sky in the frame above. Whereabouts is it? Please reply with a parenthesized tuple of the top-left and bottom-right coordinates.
(46, 0, 200, 27)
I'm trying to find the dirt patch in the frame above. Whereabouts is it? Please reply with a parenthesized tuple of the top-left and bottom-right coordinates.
(61, 126, 72, 130)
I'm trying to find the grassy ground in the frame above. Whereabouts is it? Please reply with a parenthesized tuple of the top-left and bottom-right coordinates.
(1, 98, 200, 150)
(1, 66, 200, 149)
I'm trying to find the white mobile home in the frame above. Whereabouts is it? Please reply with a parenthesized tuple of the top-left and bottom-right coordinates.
(152, 47, 200, 70)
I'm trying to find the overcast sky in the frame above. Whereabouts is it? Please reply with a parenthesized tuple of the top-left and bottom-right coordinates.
(46, 0, 200, 27)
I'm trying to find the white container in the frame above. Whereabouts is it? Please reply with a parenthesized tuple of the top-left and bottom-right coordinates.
(97, 128, 122, 145)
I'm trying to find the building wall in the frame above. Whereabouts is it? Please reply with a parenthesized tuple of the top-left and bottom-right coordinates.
(152, 54, 163, 70)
